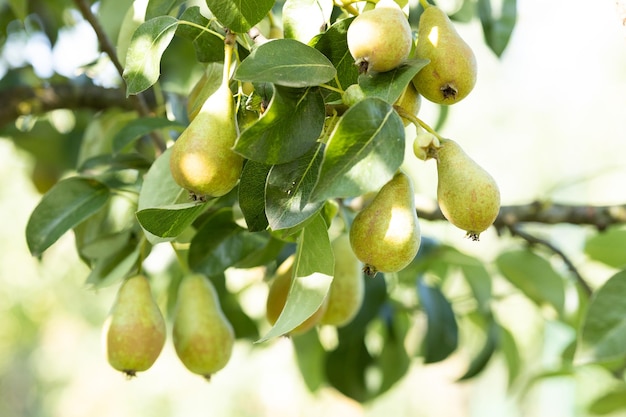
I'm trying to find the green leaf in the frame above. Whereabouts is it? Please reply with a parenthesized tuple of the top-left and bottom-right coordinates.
(499, 325, 521, 387)
(478, 0, 517, 57)
(311, 17, 358, 103)
(188, 208, 269, 276)
(588, 384, 626, 415)
(123, 16, 178, 95)
(496, 249, 565, 314)
(145, 0, 185, 20)
(112, 117, 184, 153)
(207, 274, 260, 340)
(417, 277, 458, 363)
(136, 202, 207, 239)
(238, 160, 271, 232)
(205, 0, 273, 33)
(311, 97, 405, 201)
(26, 177, 110, 257)
(235, 38, 337, 88)
(292, 330, 327, 392)
(234, 85, 325, 164)
(585, 227, 626, 268)
(85, 239, 142, 288)
(265, 144, 325, 230)
(325, 336, 373, 402)
(576, 269, 626, 364)
(458, 320, 498, 380)
(378, 309, 411, 394)
(283, 0, 333, 43)
(257, 213, 334, 341)
(457, 256, 492, 315)
(176, 7, 225, 63)
(358, 59, 429, 104)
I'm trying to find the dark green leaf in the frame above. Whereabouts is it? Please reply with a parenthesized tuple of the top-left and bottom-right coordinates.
(266, 144, 325, 230)
(311, 97, 405, 201)
(588, 385, 626, 415)
(188, 208, 269, 276)
(85, 239, 142, 288)
(457, 257, 492, 314)
(325, 336, 373, 402)
(458, 320, 498, 380)
(257, 213, 334, 341)
(417, 277, 458, 363)
(585, 227, 626, 268)
(292, 330, 327, 392)
(207, 274, 260, 340)
(576, 269, 626, 364)
(500, 325, 521, 387)
(235, 38, 336, 87)
(311, 17, 358, 103)
(136, 202, 207, 239)
(112, 117, 184, 153)
(123, 16, 178, 95)
(26, 177, 110, 256)
(234, 85, 325, 164)
(378, 310, 411, 394)
(145, 0, 185, 20)
(78, 153, 152, 173)
(478, 0, 517, 57)
(206, 0, 273, 33)
(176, 7, 225, 63)
(359, 59, 429, 104)
(238, 160, 271, 232)
(496, 249, 565, 314)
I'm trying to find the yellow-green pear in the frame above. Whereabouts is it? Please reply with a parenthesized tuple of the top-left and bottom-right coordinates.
(347, 0, 413, 73)
(169, 44, 243, 199)
(321, 233, 364, 327)
(266, 255, 328, 335)
(172, 273, 235, 379)
(395, 82, 422, 127)
(349, 171, 421, 276)
(435, 139, 500, 240)
(172, 273, 235, 380)
(413, 5, 477, 104)
(103, 275, 166, 377)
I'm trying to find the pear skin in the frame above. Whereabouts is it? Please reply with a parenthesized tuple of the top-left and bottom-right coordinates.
(347, 0, 413, 73)
(349, 171, 421, 276)
(169, 45, 243, 199)
(266, 255, 328, 335)
(435, 139, 500, 240)
(103, 275, 166, 377)
(395, 82, 422, 127)
(172, 273, 235, 380)
(320, 233, 364, 327)
(413, 5, 477, 104)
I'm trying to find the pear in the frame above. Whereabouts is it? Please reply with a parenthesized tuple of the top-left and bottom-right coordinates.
(266, 255, 328, 335)
(394, 82, 422, 127)
(169, 44, 244, 199)
(413, 5, 477, 104)
(172, 273, 235, 380)
(349, 171, 421, 276)
(347, 0, 413, 73)
(103, 274, 166, 377)
(320, 233, 365, 327)
(435, 139, 500, 240)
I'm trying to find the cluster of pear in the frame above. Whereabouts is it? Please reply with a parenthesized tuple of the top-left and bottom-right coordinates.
(103, 273, 235, 380)
(266, 233, 365, 334)
(343, 0, 500, 275)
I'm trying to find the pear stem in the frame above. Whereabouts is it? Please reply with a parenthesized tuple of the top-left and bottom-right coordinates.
(418, 0, 431, 9)
(222, 31, 236, 86)
(333, 0, 361, 16)
(393, 105, 443, 141)
(320, 83, 344, 94)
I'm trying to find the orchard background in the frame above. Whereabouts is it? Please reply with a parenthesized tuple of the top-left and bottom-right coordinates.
(2, 0, 626, 416)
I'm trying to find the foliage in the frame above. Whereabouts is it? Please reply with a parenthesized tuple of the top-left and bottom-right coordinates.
(3, 0, 626, 411)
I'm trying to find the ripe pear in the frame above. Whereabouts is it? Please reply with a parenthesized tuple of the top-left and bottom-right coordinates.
(413, 5, 477, 104)
(435, 139, 500, 240)
(320, 233, 365, 327)
(349, 171, 421, 276)
(266, 255, 328, 335)
(103, 275, 166, 377)
(172, 273, 235, 380)
(395, 82, 422, 127)
(347, 0, 413, 73)
(169, 57, 244, 199)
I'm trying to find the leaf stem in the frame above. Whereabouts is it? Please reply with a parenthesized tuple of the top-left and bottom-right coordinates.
(334, 0, 361, 16)
(178, 20, 225, 40)
(419, 0, 431, 9)
(320, 83, 345, 95)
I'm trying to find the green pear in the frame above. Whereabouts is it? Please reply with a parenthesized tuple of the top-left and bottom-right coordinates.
(266, 255, 329, 335)
(103, 275, 166, 377)
(347, 0, 413, 73)
(435, 139, 500, 240)
(169, 45, 243, 199)
(172, 273, 235, 380)
(320, 233, 364, 327)
(413, 5, 477, 104)
(349, 171, 421, 276)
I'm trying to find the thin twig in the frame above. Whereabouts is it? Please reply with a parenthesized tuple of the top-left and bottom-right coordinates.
(73, 0, 166, 153)
(506, 224, 593, 297)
